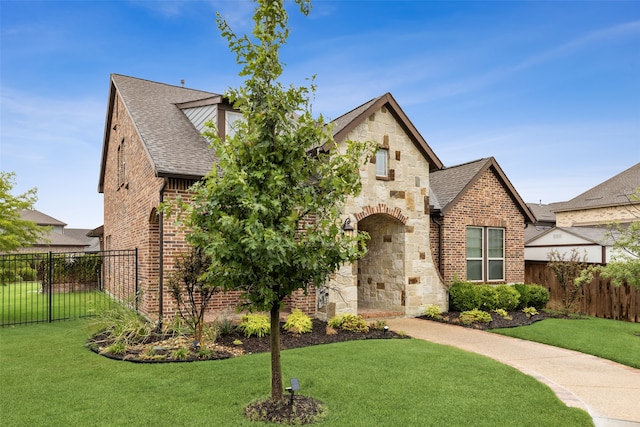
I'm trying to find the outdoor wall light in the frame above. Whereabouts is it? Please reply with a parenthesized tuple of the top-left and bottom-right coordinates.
(342, 217, 354, 236)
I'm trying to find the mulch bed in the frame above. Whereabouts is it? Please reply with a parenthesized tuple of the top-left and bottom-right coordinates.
(88, 319, 407, 363)
(418, 310, 571, 330)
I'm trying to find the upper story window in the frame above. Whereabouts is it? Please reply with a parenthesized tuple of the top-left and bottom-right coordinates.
(375, 148, 388, 177)
(466, 226, 505, 281)
(225, 111, 244, 138)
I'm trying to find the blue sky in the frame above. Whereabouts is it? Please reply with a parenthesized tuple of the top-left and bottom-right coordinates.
(1, 1, 639, 229)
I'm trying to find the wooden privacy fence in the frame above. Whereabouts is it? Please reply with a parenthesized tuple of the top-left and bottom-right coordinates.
(525, 261, 639, 323)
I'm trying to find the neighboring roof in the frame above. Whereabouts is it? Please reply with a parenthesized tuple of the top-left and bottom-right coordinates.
(526, 203, 559, 224)
(330, 93, 444, 172)
(553, 162, 640, 213)
(64, 229, 100, 252)
(37, 230, 89, 248)
(429, 157, 536, 223)
(99, 74, 221, 192)
(20, 209, 66, 227)
(525, 225, 618, 246)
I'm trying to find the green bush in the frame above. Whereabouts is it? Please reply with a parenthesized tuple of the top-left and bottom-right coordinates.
(477, 285, 498, 311)
(495, 285, 520, 311)
(522, 307, 539, 318)
(283, 309, 313, 334)
(238, 313, 270, 338)
(424, 304, 443, 320)
(459, 309, 492, 325)
(493, 308, 512, 320)
(514, 284, 550, 310)
(449, 281, 480, 311)
(328, 314, 369, 333)
(369, 320, 388, 330)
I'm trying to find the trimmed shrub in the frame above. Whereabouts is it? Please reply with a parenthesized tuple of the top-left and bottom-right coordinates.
(238, 313, 270, 338)
(495, 285, 520, 311)
(449, 281, 480, 311)
(514, 284, 550, 310)
(459, 309, 492, 325)
(477, 284, 498, 311)
(424, 304, 443, 320)
(283, 309, 312, 334)
(328, 314, 369, 333)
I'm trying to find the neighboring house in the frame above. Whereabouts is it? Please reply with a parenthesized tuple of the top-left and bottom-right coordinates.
(525, 226, 622, 264)
(553, 162, 640, 227)
(14, 210, 99, 253)
(98, 74, 533, 321)
(525, 163, 640, 263)
(429, 158, 536, 284)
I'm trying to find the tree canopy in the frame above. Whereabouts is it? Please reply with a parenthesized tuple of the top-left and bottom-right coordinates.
(172, 0, 373, 404)
(0, 171, 44, 253)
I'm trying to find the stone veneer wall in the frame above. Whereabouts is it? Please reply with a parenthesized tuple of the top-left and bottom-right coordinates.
(320, 105, 447, 319)
(436, 167, 526, 284)
(555, 205, 639, 227)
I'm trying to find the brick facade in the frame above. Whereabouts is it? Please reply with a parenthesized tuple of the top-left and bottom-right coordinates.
(430, 167, 526, 284)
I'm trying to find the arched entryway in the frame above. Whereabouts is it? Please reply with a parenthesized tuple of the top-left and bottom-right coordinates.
(356, 214, 406, 314)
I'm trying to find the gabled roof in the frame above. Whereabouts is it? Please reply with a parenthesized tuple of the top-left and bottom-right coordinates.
(330, 93, 443, 172)
(99, 74, 221, 192)
(429, 157, 536, 223)
(553, 162, 640, 213)
(99, 77, 446, 190)
(19, 209, 66, 227)
(525, 226, 618, 246)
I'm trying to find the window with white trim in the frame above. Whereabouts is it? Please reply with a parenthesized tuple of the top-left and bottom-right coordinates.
(225, 111, 243, 138)
(375, 148, 388, 177)
(466, 227, 505, 281)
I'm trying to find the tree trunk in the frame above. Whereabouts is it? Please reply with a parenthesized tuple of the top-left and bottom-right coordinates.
(270, 302, 283, 402)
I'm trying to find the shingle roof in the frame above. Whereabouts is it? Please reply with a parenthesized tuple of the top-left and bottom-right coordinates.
(100, 75, 220, 190)
(553, 163, 640, 212)
(64, 228, 100, 252)
(526, 225, 619, 246)
(331, 95, 384, 139)
(20, 209, 66, 227)
(429, 158, 490, 211)
(429, 157, 536, 223)
(526, 203, 558, 224)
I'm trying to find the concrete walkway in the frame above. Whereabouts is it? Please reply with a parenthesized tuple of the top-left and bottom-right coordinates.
(386, 318, 640, 427)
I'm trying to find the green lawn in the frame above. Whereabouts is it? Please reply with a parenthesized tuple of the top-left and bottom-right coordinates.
(1, 281, 111, 326)
(0, 321, 591, 426)
(492, 316, 640, 369)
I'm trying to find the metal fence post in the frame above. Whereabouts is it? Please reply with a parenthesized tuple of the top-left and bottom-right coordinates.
(48, 251, 53, 323)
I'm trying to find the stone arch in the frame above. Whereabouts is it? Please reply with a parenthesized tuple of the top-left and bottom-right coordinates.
(354, 203, 408, 225)
(356, 211, 406, 315)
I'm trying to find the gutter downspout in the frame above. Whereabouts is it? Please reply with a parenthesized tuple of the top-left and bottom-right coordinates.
(158, 178, 169, 330)
(432, 214, 444, 277)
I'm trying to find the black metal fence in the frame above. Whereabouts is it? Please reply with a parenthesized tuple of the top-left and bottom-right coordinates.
(0, 249, 137, 326)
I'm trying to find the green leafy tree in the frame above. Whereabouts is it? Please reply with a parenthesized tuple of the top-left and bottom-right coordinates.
(0, 171, 45, 253)
(600, 221, 640, 289)
(177, 0, 372, 404)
